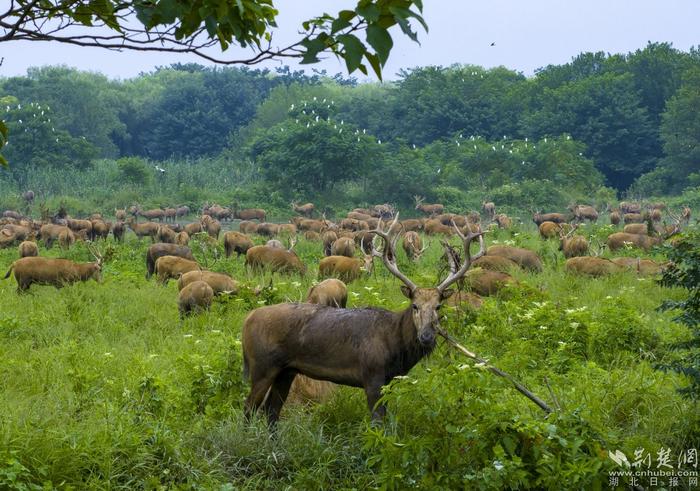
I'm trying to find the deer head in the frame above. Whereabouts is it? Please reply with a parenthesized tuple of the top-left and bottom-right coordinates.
(371, 215, 485, 346)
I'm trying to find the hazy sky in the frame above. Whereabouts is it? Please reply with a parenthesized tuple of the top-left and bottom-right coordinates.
(1, 0, 698, 80)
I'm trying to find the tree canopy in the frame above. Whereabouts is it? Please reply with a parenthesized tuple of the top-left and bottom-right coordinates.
(1, 42, 699, 199)
(0, 0, 427, 166)
(0, 0, 425, 79)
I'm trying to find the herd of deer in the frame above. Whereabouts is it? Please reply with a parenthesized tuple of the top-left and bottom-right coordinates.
(0, 196, 693, 422)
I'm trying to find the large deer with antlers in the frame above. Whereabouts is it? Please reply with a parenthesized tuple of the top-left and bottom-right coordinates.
(4, 243, 103, 292)
(414, 195, 444, 217)
(241, 216, 485, 424)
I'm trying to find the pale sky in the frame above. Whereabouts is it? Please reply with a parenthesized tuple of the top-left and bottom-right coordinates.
(1, 0, 698, 80)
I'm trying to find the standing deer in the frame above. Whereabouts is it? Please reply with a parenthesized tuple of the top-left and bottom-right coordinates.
(414, 196, 444, 217)
(481, 201, 496, 221)
(241, 217, 484, 424)
(291, 201, 315, 218)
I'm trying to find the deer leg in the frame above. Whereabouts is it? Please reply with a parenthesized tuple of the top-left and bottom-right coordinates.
(244, 370, 279, 421)
(17, 280, 30, 294)
(262, 368, 297, 425)
(364, 380, 387, 422)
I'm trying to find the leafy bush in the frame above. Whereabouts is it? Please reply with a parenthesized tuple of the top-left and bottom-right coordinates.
(657, 232, 700, 399)
(365, 365, 611, 490)
(117, 157, 153, 187)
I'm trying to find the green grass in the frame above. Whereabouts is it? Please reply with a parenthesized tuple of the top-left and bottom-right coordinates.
(0, 226, 697, 489)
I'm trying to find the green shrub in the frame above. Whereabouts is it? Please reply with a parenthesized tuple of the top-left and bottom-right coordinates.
(117, 157, 153, 187)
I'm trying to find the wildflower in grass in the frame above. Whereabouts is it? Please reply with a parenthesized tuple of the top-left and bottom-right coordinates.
(184, 334, 193, 338)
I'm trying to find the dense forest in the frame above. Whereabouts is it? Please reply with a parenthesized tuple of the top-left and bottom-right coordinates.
(1, 42, 699, 215)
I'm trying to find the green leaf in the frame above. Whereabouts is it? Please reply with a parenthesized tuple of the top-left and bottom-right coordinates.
(364, 52, 383, 81)
(338, 34, 366, 73)
(205, 16, 217, 37)
(356, 3, 380, 22)
(394, 15, 418, 43)
(300, 36, 326, 64)
(331, 16, 351, 34)
(73, 4, 94, 25)
(366, 24, 393, 65)
(338, 9, 356, 21)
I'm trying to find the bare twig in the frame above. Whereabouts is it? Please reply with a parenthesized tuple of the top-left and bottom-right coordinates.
(543, 376, 562, 411)
(436, 326, 553, 414)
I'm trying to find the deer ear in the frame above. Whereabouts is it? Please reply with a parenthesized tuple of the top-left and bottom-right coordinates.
(400, 285, 413, 299)
(441, 288, 456, 300)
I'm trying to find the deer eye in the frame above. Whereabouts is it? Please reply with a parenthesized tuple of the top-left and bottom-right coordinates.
(412, 304, 418, 310)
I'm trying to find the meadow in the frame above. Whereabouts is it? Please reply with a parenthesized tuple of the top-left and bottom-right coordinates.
(0, 220, 697, 490)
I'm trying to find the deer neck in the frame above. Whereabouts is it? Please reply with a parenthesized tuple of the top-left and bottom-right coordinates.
(386, 307, 435, 376)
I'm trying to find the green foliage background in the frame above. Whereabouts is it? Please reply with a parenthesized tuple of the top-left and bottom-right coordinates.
(1, 42, 699, 206)
(0, 225, 697, 489)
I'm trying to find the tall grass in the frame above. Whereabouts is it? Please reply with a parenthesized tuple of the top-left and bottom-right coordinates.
(0, 225, 696, 489)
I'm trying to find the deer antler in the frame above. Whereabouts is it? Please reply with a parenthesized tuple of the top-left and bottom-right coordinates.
(590, 238, 606, 257)
(667, 209, 682, 224)
(370, 213, 417, 293)
(418, 239, 430, 255)
(86, 241, 103, 265)
(561, 223, 577, 239)
(436, 220, 485, 294)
